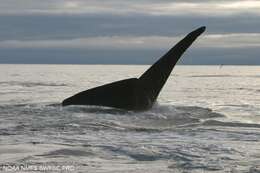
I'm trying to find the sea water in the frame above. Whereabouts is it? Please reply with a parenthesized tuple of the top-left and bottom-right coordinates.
(0, 65, 260, 173)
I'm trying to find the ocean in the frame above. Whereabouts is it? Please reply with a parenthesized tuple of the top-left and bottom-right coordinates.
(0, 64, 260, 173)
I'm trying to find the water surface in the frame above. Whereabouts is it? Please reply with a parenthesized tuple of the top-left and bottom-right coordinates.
(0, 65, 260, 172)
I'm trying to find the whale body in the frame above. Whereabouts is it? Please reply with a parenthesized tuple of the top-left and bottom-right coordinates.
(62, 26, 206, 111)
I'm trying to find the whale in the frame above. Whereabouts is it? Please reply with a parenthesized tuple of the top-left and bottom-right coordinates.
(62, 26, 206, 111)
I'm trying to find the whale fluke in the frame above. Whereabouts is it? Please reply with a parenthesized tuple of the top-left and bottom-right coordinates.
(62, 26, 206, 111)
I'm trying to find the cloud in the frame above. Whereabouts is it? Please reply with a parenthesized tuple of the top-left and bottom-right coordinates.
(0, 47, 259, 65)
(144, 1, 260, 16)
(0, 0, 259, 65)
(200, 33, 260, 48)
(0, 0, 260, 16)
(0, 33, 259, 50)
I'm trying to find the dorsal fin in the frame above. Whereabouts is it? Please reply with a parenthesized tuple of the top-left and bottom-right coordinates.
(139, 26, 206, 102)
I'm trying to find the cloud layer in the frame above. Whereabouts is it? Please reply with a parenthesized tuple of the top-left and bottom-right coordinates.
(1, 33, 259, 49)
(0, 0, 259, 64)
(1, 0, 260, 16)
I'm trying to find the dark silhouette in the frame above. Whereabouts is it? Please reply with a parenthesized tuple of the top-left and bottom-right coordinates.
(62, 26, 206, 111)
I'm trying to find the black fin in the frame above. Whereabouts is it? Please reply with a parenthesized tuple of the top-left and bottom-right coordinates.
(138, 26, 206, 103)
(62, 26, 206, 111)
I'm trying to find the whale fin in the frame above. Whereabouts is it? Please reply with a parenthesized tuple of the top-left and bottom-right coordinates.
(62, 26, 206, 110)
(138, 26, 206, 103)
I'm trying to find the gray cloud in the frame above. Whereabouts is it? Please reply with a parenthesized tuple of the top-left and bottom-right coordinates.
(0, 33, 259, 49)
(0, 0, 259, 64)
(0, 0, 260, 16)
(0, 47, 259, 65)
(0, 14, 259, 41)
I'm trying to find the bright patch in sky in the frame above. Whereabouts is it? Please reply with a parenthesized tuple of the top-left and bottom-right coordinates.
(221, 1, 260, 9)
(63, 1, 80, 9)
(147, 1, 260, 16)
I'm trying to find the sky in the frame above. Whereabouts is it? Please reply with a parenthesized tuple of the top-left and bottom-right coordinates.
(0, 0, 259, 65)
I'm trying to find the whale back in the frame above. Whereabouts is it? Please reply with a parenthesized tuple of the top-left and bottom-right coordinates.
(62, 78, 141, 110)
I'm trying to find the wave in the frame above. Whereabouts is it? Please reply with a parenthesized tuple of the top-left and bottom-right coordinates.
(188, 74, 260, 78)
(0, 81, 68, 87)
(37, 148, 93, 157)
(189, 75, 234, 78)
(202, 120, 260, 128)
